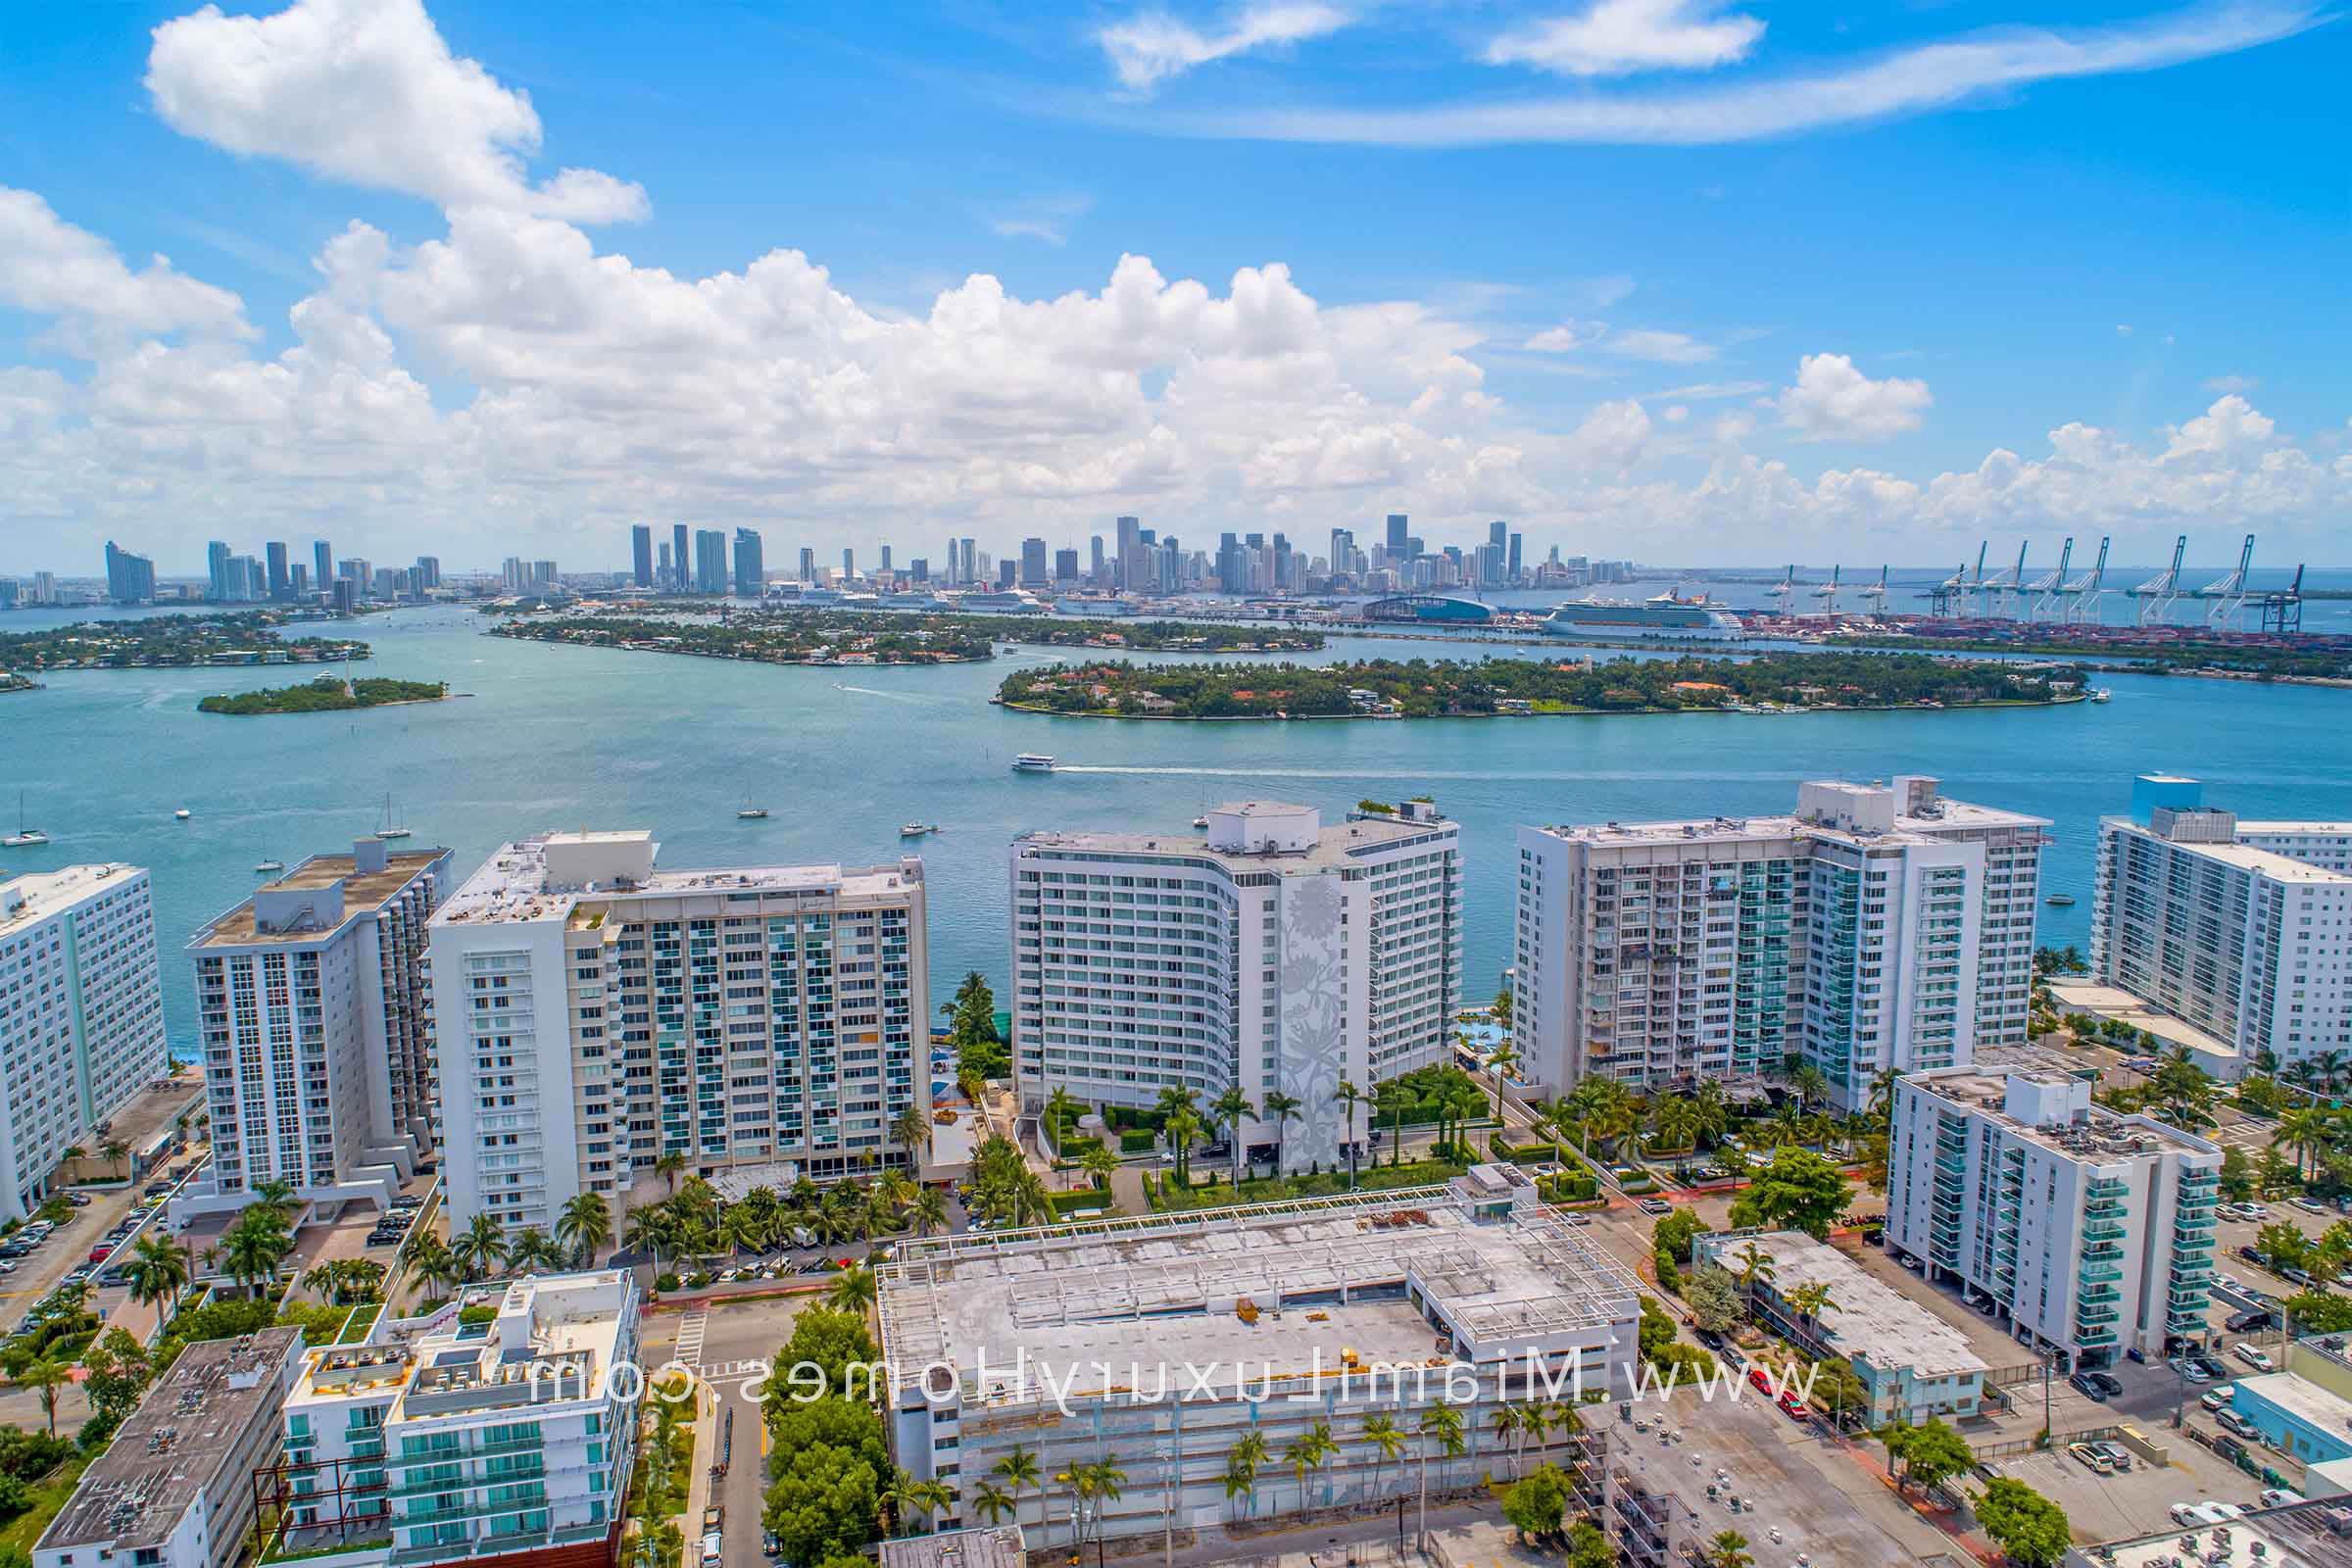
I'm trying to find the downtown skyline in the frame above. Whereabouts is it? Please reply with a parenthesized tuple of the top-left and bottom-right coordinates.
(1, 0, 2347, 572)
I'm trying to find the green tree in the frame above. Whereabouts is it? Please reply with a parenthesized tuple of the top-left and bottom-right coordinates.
(1565, 1520, 1615, 1568)
(1652, 1208, 1710, 1266)
(1888, 1418, 1972, 1495)
(452, 1212, 510, 1280)
(1283, 1420, 1337, 1510)
(79, 1328, 154, 1426)
(2258, 1220, 2314, 1275)
(1500, 1462, 1569, 1544)
(766, 1306, 879, 1402)
(1977, 1477, 2069, 1567)
(556, 1192, 613, 1267)
(1261, 1092, 1304, 1172)
(763, 1442, 882, 1564)
(1335, 1080, 1367, 1189)
(827, 1265, 878, 1313)
(1706, 1530, 1754, 1568)
(1685, 1264, 1743, 1335)
(1727, 1146, 1852, 1238)
(20, 1359, 70, 1436)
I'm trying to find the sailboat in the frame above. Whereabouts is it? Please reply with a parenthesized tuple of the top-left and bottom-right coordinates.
(736, 798, 769, 820)
(3, 791, 46, 849)
(255, 855, 286, 875)
(374, 792, 413, 840)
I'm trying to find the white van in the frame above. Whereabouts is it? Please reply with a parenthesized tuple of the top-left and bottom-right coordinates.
(701, 1531, 722, 1567)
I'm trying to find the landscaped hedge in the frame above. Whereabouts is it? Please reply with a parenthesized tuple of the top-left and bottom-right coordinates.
(1118, 1128, 1157, 1153)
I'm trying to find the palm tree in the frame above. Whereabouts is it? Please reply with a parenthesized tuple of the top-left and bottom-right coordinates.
(1484, 1044, 1519, 1116)
(407, 1234, 461, 1304)
(556, 1192, 613, 1268)
(1284, 1421, 1337, 1510)
(891, 1103, 934, 1172)
(1044, 1086, 1078, 1156)
(1375, 1080, 1411, 1168)
(1335, 1080, 1367, 1189)
(1211, 1087, 1255, 1187)
(123, 1231, 190, 1316)
(902, 1477, 957, 1536)
(912, 1187, 949, 1237)
(1733, 1241, 1777, 1307)
(654, 1151, 688, 1196)
(1360, 1412, 1406, 1498)
(100, 1137, 132, 1178)
(1225, 1430, 1269, 1519)
(1784, 1280, 1838, 1347)
(1418, 1404, 1465, 1493)
(509, 1228, 565, 1273)
(1708, 1530, 1755, 1568)
(971, 1480, 1015, 1525)
(1261, 1091, 1303, 1172)
(828, 1264, 878, 1313)
(1786, 1061, 1830, 1112)
(2277, 1107, 2332, 1179)
(452, 1212, 509, 1281)
(1080, 1457, 1126, 1546)
(1079, 1145, 1119, 1192)
(22, 1358, 69, 1435)
(1165, 1106, 1201, 1188)
(993, 1445, 1042, 1533)
(1488, 1405, 1523, 1479)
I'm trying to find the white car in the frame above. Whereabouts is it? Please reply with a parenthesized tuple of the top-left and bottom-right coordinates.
(2234, 1344, 2278, 1373)
(2201, 1384, 2236, 1410)
(2262, 1488, 2305, 1508)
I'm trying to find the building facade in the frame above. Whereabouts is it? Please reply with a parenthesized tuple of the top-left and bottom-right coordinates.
(1886, 1059, 2221, 1370)
(1008, 800, 1461, 1171)
(1514, 775, 2046, 1107)
(178, 841, 452, 1219)
(428, 832, 929, 1232)
(0, 864, 172, 1222)
(269, 1271, 640, 1568)
(878, 1172, 1641, 1546)
(2091, 774, 2352, 1073)
(34, 1328, 305, 1568)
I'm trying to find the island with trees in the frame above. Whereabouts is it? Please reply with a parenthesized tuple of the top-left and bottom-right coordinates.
(998, 651, 2086, 720)
(490, 607, 1322, 662)
(198, 675, 452, 715)
(0, 612, 370, 671)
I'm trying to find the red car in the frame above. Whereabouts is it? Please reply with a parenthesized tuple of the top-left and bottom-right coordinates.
(1747, 1367, 1773, 1395)
(1778, 1392, 1811, 1422)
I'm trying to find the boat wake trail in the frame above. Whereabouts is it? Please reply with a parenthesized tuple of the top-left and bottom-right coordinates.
(1056, 765, 1823, 783)
(832, 683, 945, 704)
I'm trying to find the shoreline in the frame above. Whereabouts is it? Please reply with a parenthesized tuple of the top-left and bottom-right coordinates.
(199, 692, 468, 717)
(998, 694, 2082, 721)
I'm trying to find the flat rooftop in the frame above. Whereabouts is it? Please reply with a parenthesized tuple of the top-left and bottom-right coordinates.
(879, 1526, 1027, 1568)
(1014, 811, 1445, 874)
(0, 862, 145, 938)
(1529, 782, 2045, 855)
(2235, 1369, 2352, 1434)
(433, 833, 922, 927)
(1692, 1231, 1987, 1379)
(1904, 1067, 2220, 1160)
(191, 848, 448, 948)
(39, 1327, 303, 1553)
(876, 1186, 1641, 1408)
(2106, 815, 2352, 885)
(2089, 1497, 2352, 1568)
(288, 1269, 634, 1420)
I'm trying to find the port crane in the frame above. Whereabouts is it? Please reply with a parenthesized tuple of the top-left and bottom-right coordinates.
(1810, 565, 1842, 620)
(1768, 565, 1797, 618)
(2261, 564, 2305, 635)
(1858, 565, 1889, 617)
(1983, 542, 2029, 620)
(2062, 536, 2110, 624)
(2201, 533, 2256, 629)
(2028, 537, 2072, 621)
(2134, 534, 2187, 626)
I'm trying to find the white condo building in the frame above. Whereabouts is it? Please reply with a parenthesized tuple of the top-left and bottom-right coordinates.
(268, 1270, 640, 1568)
(1009, 800, 1462, 1171)
(0, 864, 171, 1222)
(1887, 1057, 2221, 1370)
(1514, 775, 2046, 1108)
(2091, 775, 2352, 1073)
(180, 840, 451, 1218)
(427, 832, 929, 1232)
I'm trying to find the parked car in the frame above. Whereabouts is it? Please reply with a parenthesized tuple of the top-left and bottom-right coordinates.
(2068, 1442, 2114, 1476)
(1777, 1393, 1811, 1422)
(2261, 1489, 2305, 1508)
(2169, 1355, 2211, 1384)
(2233, 1344, 2277, 1373)
(1638, 1198, 1674, 1216)
(2294, 1198, 2328, 1215)
(2093, 1441, 2133, 1472)
(2215, 1407, 2260, 1439)
(2201, 1384, 2236, 1411)
(2073, 1370, 2124, 1398)
(2239, 1245, 2270, 1265)
(2192, 1352, 2230, 1380)
(2227, 1309, 2278, 1334)
(2069, 1371, 2111, 1400)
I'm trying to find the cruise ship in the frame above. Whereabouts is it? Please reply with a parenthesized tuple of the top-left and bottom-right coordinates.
(1539, 591, 1743, 642)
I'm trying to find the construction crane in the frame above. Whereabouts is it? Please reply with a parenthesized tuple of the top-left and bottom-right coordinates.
(1810, 565, 1842, 620)
(2029, 537, 2073, 621)
(2261, 563, 2305, 635)
(2063, 536, 2111, 624)
(1859, 565, 1889, 618)
(1768, 564, 1797, 618)
(2201, 533, 2256, 628)
(2135, 534, 2188, 626)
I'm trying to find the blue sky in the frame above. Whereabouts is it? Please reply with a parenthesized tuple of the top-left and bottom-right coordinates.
(1, 0, 2346, 573)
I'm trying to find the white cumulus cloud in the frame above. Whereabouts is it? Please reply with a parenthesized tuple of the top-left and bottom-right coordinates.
(1487, 0, 1764, 78)
(145, 0, 648, 221)
(0, 187, 253, 352)
(1774, 353, 1933, 442)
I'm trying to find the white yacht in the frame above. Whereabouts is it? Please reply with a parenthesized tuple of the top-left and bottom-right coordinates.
(1011, 754, 1057, 773)
(4, 792, 45, 849)
(900, 822, 938, 837)
(374, 792, 414, 840)
(173, 808, 191, 821)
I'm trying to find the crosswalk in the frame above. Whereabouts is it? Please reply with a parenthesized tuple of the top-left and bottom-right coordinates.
(673, 1307, 709, 1369)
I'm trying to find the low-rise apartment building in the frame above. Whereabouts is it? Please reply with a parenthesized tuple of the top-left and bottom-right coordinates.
(267, 1270, 640, 1568)
(33, 1328, 305, 1568)
(1886, 1056, 2221, 1371)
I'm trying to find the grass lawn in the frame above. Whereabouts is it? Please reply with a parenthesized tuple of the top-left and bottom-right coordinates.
(0, 1457, 90, 1555)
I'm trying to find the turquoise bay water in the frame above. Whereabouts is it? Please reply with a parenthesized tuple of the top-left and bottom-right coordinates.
(6, 604, 2347, 1056)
